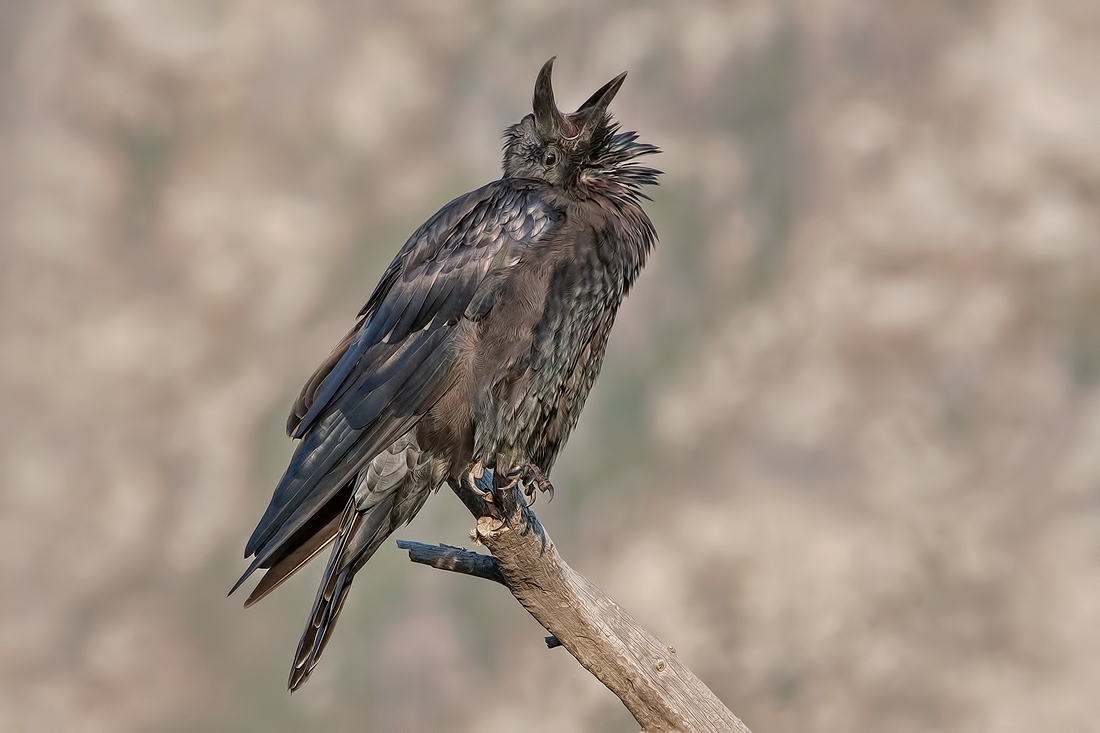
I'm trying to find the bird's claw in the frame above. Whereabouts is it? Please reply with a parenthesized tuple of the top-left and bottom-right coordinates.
(466, 461, 496, 503)
(504, 463, 554, 505)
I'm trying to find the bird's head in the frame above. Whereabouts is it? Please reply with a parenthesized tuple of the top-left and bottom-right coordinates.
(502, 58, 632, 189)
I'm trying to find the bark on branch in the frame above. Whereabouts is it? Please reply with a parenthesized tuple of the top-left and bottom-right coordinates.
(397, 468, 750, 733)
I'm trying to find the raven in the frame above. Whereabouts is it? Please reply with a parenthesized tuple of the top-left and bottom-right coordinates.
(233, 57, 660, 690)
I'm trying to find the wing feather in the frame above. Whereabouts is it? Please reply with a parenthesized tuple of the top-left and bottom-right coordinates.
(235, 179, 563, 597)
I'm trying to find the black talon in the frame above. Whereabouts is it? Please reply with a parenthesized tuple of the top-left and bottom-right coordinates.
(503, 462, 554, 505)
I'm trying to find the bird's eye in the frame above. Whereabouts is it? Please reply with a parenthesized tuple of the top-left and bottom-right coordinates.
(542, 149, 557, 166)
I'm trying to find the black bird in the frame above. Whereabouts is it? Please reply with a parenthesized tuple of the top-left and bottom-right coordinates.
(233, 57, 660, 690)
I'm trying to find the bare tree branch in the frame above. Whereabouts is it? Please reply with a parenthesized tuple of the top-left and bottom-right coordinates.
(398, 467, 750, 733)
(394, 540, 507, 585)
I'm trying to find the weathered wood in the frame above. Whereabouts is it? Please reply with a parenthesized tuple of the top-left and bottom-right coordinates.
(395, 540, 507, 585)
(398, 468, 750, 733)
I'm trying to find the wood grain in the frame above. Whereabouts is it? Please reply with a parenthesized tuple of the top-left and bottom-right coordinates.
(398, 468, 750, 733)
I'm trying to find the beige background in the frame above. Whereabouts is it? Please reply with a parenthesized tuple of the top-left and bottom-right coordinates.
(2, 1, 1099, 731)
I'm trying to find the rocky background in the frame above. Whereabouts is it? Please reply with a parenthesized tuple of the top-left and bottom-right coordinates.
(2, 1, 1099, 731)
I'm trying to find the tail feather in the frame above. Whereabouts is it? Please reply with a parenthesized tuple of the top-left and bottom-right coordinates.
(275, 434, 446, 690)
(288, 495, 394, 691)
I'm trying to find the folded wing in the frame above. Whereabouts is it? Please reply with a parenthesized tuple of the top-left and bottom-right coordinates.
(233, 180, 561, 598)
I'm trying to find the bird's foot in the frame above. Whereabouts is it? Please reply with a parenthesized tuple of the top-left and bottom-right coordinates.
(504, 463, 554, 504)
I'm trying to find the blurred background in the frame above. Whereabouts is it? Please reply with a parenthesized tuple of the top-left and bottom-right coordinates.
(2, 1, 1099, 731)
